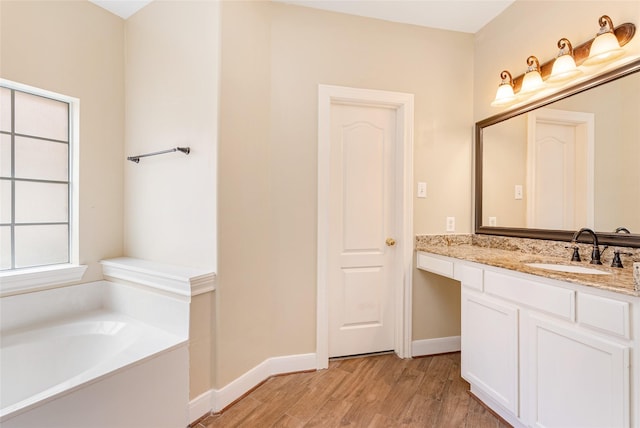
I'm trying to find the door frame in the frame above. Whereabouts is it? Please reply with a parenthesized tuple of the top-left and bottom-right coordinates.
(317, 85, 414, 369)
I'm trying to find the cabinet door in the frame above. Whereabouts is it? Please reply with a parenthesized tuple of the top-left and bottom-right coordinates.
(461, 289, 519, 415)
(523, 314, 630, 428)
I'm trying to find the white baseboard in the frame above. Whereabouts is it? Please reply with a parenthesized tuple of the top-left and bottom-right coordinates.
(188, 353, 316, 423)
(189, 389, 215, 424)
(411, 336, 461, 357)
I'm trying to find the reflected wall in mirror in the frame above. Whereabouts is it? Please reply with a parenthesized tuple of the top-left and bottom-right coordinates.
(476, 58, 640, 247)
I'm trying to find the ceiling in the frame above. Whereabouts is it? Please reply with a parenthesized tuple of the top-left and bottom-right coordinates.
(276, 0, 515, 33)
(90, 0, 515, 34)
(89, 0, 152, 20)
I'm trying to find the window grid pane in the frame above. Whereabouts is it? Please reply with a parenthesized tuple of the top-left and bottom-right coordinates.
(14, 136, 68, 181)
(14, 224, 69, 268)
(14, 90, 69, 142)
(15, 181, 69, 223)
(1, 85, 71, 270)
(0, 133, 11, 177)
(0, 226, 12, 270)
(0, 87, 11, 133)
(0, 179, 11, 223)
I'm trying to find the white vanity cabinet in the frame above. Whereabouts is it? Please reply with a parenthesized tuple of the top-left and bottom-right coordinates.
(522, 312, 630, 428)
(417, 251, 639, 428)
(461, 288, 519, 415)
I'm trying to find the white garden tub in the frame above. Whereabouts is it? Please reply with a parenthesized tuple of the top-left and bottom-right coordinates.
(1, 310, 184, 422)
(0, 263, 204, 428)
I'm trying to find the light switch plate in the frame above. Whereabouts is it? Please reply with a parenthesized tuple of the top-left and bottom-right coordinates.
(417, 182, 427, 198)
(515, 185, 523, 200)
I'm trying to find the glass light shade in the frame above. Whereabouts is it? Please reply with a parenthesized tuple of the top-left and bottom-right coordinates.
(584, 31, 624, 65)
(548, 54, 582, 83)
(491, 82, 516, 107)
(520, 70, 544, 94)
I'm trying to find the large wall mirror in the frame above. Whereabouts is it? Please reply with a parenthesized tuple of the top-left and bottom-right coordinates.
(475, 58, 640, 247)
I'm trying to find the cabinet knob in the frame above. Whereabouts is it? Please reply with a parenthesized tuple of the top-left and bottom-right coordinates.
(385, 238, 396, 247)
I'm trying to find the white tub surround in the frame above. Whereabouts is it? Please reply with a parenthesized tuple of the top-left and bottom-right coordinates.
(101, 256, 216, 297)
(0, 257, 214, 428)
(101, 257, 217, 424)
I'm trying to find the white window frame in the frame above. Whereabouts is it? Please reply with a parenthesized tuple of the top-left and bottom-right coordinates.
(0, 79, 86, 296)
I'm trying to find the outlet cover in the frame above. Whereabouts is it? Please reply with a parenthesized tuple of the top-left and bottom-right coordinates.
(446, 216, 455, 232)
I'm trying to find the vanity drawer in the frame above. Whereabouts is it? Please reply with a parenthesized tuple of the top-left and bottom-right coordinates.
(457, 264, 483, 291)
(417, 252, 454, 278)
(577, 293, 630, 339)
(484, 271, 575, 320)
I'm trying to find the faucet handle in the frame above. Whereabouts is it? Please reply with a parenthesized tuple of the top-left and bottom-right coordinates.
(565, 246, 581, 262)
(611, 251, 623, 268)
(611, 250, 634, 268)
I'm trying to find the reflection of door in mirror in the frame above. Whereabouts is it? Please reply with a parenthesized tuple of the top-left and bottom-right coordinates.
(526, 108, 594, 230)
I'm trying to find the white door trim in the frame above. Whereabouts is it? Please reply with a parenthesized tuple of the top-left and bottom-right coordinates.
(317, 85, 414, 369)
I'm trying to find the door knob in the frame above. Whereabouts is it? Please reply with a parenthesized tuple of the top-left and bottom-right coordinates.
(385, 238, 396, 247)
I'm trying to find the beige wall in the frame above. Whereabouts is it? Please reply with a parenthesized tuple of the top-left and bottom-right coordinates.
(124, 1, 218, 271)
(481, 115, 527, 228)
(123, 0, 219, 399)
(218, 0, 275, 388)
(0, 0, 125, 281)
(218, 1, 474, 386)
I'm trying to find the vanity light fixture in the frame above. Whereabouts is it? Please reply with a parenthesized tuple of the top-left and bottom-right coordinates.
(548, 38, 582, 83)
(584, 15, 624, 65)
(489, 14, 635, 107)
(490, 70, 516, 106)
(519, 56, 545, 95)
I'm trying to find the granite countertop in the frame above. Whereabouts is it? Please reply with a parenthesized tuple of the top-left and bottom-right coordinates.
(416, 235, 640, 297)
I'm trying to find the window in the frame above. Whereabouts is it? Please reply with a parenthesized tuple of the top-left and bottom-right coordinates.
(1, 81, 78, 274)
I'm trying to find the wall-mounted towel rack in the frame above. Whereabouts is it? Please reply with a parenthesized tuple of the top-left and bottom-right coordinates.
(127, 147, 190, 163)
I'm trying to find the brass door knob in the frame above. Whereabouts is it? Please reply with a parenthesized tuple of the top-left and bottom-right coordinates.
(385, 238, 396, 247)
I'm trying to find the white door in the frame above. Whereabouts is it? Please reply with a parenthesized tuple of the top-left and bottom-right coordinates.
(527, 108, 594, 229)
(327, 102, 397, 358)
(531, 122, 582, 228)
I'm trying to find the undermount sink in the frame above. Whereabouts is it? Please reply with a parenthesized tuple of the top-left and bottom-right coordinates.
(525, 263, 611, 275)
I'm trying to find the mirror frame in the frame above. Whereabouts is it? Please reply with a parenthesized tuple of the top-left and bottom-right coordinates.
(475, 58, 640, 247)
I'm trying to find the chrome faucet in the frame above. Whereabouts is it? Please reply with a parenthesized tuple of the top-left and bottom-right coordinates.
(571, 228, 602, 265)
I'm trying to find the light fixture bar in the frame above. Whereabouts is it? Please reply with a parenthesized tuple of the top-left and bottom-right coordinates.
(510, 22, 635, 93)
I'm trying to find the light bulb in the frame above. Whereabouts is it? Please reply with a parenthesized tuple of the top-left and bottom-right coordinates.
(519, 56, 544, 95)
(548, 38, 582, 83)
(584, 15, 624, 65)
(491, 70, 516, 107)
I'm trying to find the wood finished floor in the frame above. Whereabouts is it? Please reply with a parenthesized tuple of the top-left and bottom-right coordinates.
(195, 352, 510, 428)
